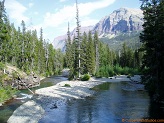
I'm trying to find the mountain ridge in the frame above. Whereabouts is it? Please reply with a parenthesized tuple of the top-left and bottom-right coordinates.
(52, 7, 143, 51)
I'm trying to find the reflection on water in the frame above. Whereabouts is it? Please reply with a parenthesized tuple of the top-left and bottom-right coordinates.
(0, 76, 66, 123)
(39, 82, 152, 123)
(1, 79, 164, 123)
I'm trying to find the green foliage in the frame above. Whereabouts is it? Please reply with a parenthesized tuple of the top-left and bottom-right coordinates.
(95, 65, 140, 78)
(0, 86, 17, 103)
(86, 31, 96, 75)
(63, 84, 71, 87)
(95, 71, 101, 78)
(68, 68, 74, 80)
(114, 64, 123, 75)
(140, 0, 164, 100)
(63, 3, 142, 80)
(100, 31, 141, 51)
(0, 62, 5, 70)
(0, 1, 64, 77)
(11, 71, 18, 79)
(81, 74, 90, 81)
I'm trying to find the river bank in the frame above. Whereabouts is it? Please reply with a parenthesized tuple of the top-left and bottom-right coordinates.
(7, 75, 142, 123)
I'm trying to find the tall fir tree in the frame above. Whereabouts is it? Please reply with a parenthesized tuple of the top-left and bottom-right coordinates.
(74, 0, 82, 78)
(93, 31, 100, 73)
(140, 0, 164, 100)
(81, 32, 88, 74)
(65, 22, 73, 68)
(86, 31, 95, 75)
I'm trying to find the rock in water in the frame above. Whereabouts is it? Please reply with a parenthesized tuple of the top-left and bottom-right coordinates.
(7, 100, 44, 123)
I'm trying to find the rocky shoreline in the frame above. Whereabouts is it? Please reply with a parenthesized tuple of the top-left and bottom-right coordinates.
(7, 75, 142, 123)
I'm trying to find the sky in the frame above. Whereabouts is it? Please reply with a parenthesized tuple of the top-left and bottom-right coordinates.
(4, 0, 142, 43)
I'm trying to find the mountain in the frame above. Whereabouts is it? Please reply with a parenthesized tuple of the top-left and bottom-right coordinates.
(92, 8, 143, 37)
(52, 26, 93, 51)
(52, 7, 143, 51)
(101, 31, 142, 51)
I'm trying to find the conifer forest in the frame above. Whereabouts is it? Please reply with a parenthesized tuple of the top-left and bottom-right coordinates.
(0, 0, 164, 109)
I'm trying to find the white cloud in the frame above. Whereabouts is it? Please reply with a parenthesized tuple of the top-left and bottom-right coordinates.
(43, 0, 115, 28)
(78, 0, 115, 16)
(28, 2, 34, 8)
(5, 0, 29, 24)
(81, 18, 98, 27)
(43, 6, 75, 28)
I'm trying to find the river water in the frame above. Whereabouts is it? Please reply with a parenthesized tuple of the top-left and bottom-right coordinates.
(38, 82, 154, 123)
(0, 76, 67, 123)
(1, 77, 164, 123)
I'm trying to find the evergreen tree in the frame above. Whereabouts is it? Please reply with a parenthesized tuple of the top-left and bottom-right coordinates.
(140, 0, 164, 100)
(47, 43, 55, 75)
(75, 0, 83, 78)
(93, 31, 100, 73)
(86, 31, 95, 75)
(0, 0, 8, 62)
(81, 32, 88, 74)
(54, 49, 64, 74)
(65, 22, 73, 68)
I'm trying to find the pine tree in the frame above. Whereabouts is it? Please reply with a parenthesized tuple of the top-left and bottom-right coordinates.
(86, 31, 95, 75)
(81, 32, 88, 74)
(47, 43, 55, 75)
(31, 30, 37, 73)
(74, 0, 82, 78)
(65, 22, 73, 68)
(140, 0, 164, 100)
(93, 31, 100, 73)
(0, 0, 8, 63)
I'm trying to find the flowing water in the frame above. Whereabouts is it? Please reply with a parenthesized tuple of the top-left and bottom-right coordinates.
(1, 77, 164, 123)
(0, 76, 67, 123)
(39, 82, 164, 123)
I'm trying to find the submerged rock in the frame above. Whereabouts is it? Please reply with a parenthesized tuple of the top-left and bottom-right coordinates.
(50, 103, 58, 109)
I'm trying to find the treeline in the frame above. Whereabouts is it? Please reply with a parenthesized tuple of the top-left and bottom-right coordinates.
(101, 31, 141, 51)
(64, 1, 143, 80)
(140, 0, 164, 102)
(64, 30, 142, 79)
(0, 1, 63, 77)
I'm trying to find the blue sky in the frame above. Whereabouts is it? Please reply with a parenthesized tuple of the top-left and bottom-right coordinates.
(4, 0, 142, 42)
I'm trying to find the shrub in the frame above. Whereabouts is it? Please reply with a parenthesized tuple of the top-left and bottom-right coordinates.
(81, 74, 90, 81)
(0, 86, 17, 103)
(0, 62, 5, 70)
(122, 67, 129, 75)
(63, 84, 71, 87)
(95, 70, 102, 78)
(107, 66, 114, 77)
(12, 71, 18, 79)
(114, 65, 123, 75)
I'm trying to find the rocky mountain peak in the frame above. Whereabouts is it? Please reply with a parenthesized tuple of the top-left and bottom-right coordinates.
(92, 7, 143, 36)
(52, 7, 144, 51)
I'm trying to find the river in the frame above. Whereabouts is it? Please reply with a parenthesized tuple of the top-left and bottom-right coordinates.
(38, 82, 164, 123)
(0, 76, 67, 123)
(0, 77, 164, 123)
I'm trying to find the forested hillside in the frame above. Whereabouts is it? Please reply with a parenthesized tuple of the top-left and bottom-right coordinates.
(53, 7, 144, 51)
(64, 1, 143, 80)
(0, 0, 64, 103)
(0, 1, 63, 77)
(100, 31, 141, 51)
